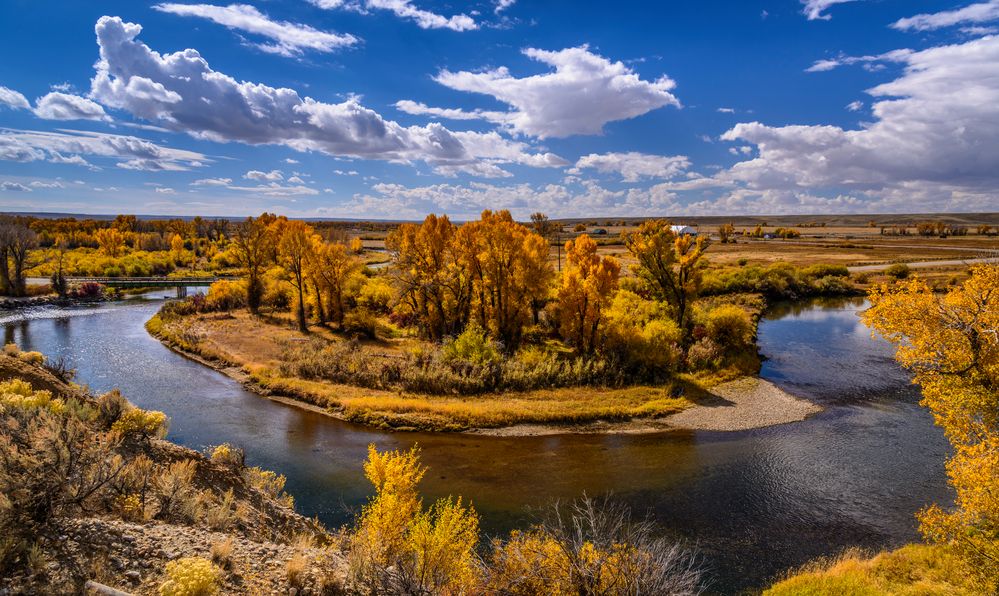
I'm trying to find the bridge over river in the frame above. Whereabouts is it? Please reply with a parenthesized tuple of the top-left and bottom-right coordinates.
(27, 276, 232, 297)
(69, 277, 233, 297)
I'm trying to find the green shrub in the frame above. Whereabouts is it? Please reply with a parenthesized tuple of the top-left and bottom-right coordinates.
(885, 263, 910, 279)
(702, 262, 856, 298)
(443, 323, 501, 365)
(281, 339, 627, 396)
(802, 264, 849, 278)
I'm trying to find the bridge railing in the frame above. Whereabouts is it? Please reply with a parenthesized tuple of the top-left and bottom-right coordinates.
(66, 276, 233, 284)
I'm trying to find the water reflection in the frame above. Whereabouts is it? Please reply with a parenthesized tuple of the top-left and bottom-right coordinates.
(1, 295, 949, 593)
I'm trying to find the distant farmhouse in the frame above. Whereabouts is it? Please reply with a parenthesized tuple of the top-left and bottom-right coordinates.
(670, 225, 698, 236)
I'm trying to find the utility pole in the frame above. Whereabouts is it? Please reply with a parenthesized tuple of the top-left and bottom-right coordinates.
(556, 226, 561, 272)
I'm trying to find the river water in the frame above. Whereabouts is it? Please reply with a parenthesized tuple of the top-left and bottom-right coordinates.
(1, 294, 950, 593)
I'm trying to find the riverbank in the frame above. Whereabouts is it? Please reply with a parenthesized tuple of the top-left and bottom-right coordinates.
(0, 292, 115, 310)
(147, 306, 822, 435)
(0, 349, 341, 595)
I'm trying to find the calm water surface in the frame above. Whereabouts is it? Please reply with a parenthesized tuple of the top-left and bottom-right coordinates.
(2, 294, 950, 593)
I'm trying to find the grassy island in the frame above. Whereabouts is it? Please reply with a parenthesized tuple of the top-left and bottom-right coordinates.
(144, 211, 861, 433)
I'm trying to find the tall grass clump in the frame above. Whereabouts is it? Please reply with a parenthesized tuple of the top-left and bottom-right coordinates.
(281, 334, 630, 396)
(702, 262, 856, 299)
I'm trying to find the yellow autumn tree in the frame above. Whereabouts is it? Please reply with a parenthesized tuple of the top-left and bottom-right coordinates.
(276, 220, 319, 332)
(349, 236, 365, 254)
(387, 214, 472, 341)
(456, 210, 553, 349)
(351, 445, 480, 595)
(556, 234, 620, 353)
(625, 220, 707, 338)
(231, 214, 277, 313)
(94, 227, 126, 258)
(864, 265, 999, 590)
(718, 223, 736, 244)
(308, 240, 358, 326)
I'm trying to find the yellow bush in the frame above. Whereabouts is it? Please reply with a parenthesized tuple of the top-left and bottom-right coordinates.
(19, 351, 45, 365)
(487, 530, 570, 595)
(244, 466, 294, 508)
(356, 276, 394, 313)
(0, 379, 65, 413)
(209, 443, 244, 468)
(704, 304, 754, 351)
(3, 342, 20, 356)
(116, 493, 145, 522)
(205, 279, 247, 312)
(159, 557, 221, 596)
(112, 408, 169, 439)
(351, 445, 482, 593)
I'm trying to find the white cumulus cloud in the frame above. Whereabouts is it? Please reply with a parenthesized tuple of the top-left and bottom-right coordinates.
(0, 181, 32, 192)
(0, 86, 30, 110)
(427, 45, 680, 138)
(0, 127, 207, 171)
(33, 92, 109, 121)
(87, 16, 560, 176)
(801, 0, 862, 20)
(244, 169, 284, 181)
(721, 35, 999, 203)
(571, 152, 690, 182)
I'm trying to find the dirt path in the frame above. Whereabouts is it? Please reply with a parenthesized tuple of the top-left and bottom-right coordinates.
(847, 256, 999, 272)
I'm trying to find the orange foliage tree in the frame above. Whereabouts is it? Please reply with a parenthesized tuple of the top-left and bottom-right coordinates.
(231, 214, 276, 313)
(94, 227, 127, 258)
(556, 234, 620, 353)
(308, 240, 358, 326)
(456, 210, 553, 349)
(387, 214, 472, 341)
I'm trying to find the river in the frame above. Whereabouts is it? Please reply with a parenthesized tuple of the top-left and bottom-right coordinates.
(1, 293, 950, 593)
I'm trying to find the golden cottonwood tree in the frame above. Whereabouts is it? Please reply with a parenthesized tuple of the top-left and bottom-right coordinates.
(456, 210, 553, 349)
(94, 227, 126, 258)
(277, 220, 319, 332)
(625, 220, 707, 337)
(864, 265, 999, 589)
(556, 234, 621, 353)
(308, 241, 358, 326)
(387, 214, 472, 341)
(231, 214, 276, 313)
(718, 223, 735, 243)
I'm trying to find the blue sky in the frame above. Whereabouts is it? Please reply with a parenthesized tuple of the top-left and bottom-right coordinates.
(1, 0, 998, 218)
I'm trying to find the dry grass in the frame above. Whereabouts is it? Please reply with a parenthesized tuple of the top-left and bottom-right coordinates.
(149, 311, 694, 432)
(285, 552, 309, 589)
(209, 537, 234, 571)
(764, 544, 985, 595)
(257, 372, 690, 432)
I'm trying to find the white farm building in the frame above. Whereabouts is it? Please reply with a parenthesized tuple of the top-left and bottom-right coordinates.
(670, 225, 698, 236)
